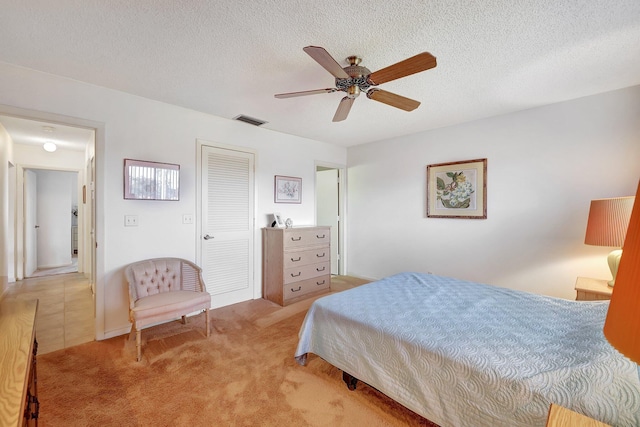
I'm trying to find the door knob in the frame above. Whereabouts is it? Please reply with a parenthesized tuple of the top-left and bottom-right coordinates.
(203, 234, 214, 240)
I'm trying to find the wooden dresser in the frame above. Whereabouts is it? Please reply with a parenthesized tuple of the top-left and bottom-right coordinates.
(262, 226, 331, 306)
(0, 299, 39, 427)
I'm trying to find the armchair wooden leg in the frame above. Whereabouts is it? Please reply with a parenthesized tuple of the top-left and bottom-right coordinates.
(205, 309, 210, 337)
(136, 329, 142, 362)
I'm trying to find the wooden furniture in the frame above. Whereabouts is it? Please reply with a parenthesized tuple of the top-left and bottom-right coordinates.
(546, 403, 611, 426)
(125, 258, 211, 361)
(262, 226, 331, 306)
(575, 277, 613, 301)
(0, 299, 39, 426)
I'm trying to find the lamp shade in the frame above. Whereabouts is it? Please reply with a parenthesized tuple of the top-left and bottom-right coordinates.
(603, 182, 640, 363)
(584, 197, 634, 247)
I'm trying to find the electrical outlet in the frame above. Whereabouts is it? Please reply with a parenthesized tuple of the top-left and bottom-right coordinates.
(124, 215, 138, 227)
(182, 214, 193, 224)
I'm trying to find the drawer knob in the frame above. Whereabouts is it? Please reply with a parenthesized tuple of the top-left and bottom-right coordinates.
(291, 257, 301, 262)
(291, 236, 302, 241)
(316, 266, 325, 272)
(290, 272, 302, 277)
(316, 280, 325, 286)
(316, 234, 325, 239)
(316, 253, 325, 258)
(291, 286, 302, 292)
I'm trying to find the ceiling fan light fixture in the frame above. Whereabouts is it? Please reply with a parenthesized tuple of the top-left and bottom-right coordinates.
(275, 46, 437, 122)
(43, 141, 57, 152)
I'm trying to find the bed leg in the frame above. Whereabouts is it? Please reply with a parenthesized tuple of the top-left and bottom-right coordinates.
(342, 371, 358, 391)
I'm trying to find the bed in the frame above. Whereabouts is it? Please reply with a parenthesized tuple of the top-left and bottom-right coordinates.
(294, 272, 640, 427)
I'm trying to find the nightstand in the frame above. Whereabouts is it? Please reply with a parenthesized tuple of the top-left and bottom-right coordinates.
(575, 277, 613, 301)
(546, 403, 611, 426)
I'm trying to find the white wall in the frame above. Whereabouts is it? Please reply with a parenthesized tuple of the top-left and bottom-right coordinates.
(35, 170, 74, 268)
(0, 62, 346, 338)
(347, 85, 640, 299)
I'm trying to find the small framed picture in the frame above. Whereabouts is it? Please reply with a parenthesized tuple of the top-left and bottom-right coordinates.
(272, 213, 285, 228)
(426, 158, 487, 219)
(274, 175, 302, 204)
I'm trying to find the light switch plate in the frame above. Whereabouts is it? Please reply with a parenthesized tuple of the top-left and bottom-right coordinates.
(124, 215, 138, 226)
(182, 214, 193, 224)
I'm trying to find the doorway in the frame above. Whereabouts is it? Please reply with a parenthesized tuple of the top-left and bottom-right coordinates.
(316, 163, 345, 275)
(1, 112, 99, 345)
(24, 168, 80, 277)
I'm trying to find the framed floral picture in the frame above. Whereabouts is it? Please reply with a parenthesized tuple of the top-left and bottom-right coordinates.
(274, 175, 302, 204)
(426, 158, 487, 219)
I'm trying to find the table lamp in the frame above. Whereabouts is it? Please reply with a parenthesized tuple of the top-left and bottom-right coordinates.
(604, 181, 640, 363)
(584, 196, 634, 286)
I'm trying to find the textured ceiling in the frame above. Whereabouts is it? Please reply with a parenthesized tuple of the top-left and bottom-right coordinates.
(1, 1, 639, 147)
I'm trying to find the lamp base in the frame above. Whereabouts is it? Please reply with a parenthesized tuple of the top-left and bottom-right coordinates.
(607, 249, 623, 287)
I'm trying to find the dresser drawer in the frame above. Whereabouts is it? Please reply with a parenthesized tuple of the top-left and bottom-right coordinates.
(283, 228, 330, 249)
(284, 247, 330, 269)
(284, 261, 330, 284)
(284, 274, 331, 301)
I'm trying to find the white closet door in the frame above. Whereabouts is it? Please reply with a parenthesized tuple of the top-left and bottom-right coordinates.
(201, 145, 255, 308)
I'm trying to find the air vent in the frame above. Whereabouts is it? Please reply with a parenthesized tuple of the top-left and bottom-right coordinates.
(233, 115, 267, 126)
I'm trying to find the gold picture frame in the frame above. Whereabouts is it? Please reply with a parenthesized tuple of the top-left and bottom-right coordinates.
(426, 158, 487, 219)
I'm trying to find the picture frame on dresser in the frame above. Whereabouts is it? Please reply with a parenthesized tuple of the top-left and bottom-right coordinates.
(426, 158, 487, 219)
(274, 175, 302, 204)
(272, 213, 285, 228)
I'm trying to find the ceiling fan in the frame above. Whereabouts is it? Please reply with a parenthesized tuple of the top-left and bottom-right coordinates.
(275, 46, 437, 122)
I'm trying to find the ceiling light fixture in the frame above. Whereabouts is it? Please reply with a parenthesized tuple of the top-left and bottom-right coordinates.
(43, 142, 57, 152)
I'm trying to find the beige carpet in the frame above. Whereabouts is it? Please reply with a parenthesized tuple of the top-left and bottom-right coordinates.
(38, 280, 438, 426)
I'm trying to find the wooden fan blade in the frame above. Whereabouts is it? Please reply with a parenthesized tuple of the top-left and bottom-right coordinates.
(368, 52, 437, 85)
(303, 46, 350, 79)
(367, 89, 420, 111)
(275, 88, 336, 99)
(333, 97, 355, 122)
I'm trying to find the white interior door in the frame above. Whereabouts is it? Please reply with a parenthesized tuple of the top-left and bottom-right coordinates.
(24, 169, 37, 277)
(316, 168, 339, 274)
(201, 145, 255, 308)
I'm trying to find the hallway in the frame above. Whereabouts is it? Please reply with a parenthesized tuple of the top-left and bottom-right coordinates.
(4, 272, 94, 355)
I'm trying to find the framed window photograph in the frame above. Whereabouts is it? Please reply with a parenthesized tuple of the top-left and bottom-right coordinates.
(274, 175, 302, 204)
(426, 158, 487, 219)
(124, 159, 180, 201)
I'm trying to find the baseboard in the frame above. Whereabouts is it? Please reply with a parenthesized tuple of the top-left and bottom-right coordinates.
(344, 273, 379, 282)
(102, 325, 132, 340)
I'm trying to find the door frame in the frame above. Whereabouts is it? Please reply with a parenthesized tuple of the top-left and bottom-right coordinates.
(315, 161, 347, 276)
(0, 104, 105, 339)
(195, 139, 259, 299)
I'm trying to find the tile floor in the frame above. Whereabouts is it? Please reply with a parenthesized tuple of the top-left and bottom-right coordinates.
(4, 272, 94, 355)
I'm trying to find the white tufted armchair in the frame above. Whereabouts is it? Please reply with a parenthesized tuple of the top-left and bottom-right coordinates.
(125, 257, 211, 361)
